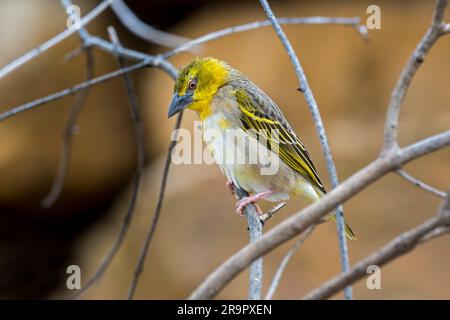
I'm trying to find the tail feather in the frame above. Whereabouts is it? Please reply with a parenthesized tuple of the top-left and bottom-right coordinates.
(330, 212, 357, 240)
(310, 186, 357, 240)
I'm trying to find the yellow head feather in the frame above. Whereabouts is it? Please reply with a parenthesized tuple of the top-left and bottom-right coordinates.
(174, 57, 230, 120)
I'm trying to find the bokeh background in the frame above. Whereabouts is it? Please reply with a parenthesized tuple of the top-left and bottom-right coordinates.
(0, 0, 449, 299)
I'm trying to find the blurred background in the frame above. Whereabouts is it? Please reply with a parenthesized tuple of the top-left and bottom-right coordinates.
(0, 0, 449, 299)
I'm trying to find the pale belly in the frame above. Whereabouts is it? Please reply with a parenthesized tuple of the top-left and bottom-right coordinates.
(202, 115, 318, 203)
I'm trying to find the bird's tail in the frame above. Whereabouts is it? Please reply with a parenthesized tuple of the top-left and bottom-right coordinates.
(330, 211, 357, 240)
(311, 186, 357, 240)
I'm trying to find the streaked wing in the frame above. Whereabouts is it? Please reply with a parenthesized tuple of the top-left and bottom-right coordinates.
(233, 86, 326, 193)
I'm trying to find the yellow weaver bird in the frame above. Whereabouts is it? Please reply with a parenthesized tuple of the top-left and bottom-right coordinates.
(168, 57, 356, 240)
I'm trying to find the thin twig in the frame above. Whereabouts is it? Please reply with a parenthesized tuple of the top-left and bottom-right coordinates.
(42, 48, 94, 208)
(127, 111, 183, 300)
(265, 224, 316, 300)
(259, 0, 352, 299)
(396, 170, 446, 199)
(383, 0, 448, 150)
(72, 26, 148, 299)
(0, 0, 115, 80)
(303, 190, 450, 300)
(260, 202, 287, 224)
(42, 0, 95, 208)
(111, 0, 191, 48)
(162, 16, 368, 59)
(0, 59, 172, 123)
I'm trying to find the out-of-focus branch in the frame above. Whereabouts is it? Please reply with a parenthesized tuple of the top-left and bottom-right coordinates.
(163, 16, 368, 59)
(396, 170, 446, 199)
(442, 23, 450, 33)
(0, 0, 115, 80)
(383, 0, 448, 150)
(73, 26, 148, 299)
(259, 0, 353, 299)
(111, 0, 190, 48)
(42, 0, 96, 208)
(303, 190, 450, 300)
(127, 111, 183, 300)
(42, 50, 94, 208)
(265, 224, 316, 300)
(0, 14, 365, 123)
(0, 59, 149, 122)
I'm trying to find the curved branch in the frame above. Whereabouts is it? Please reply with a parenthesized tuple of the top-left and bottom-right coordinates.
(383, 0, 448, 150)
(111, 0, 190, 48)
(163, 16, 368, 59)
(265, 224, 316, 300)
(41, 48, 94, 208)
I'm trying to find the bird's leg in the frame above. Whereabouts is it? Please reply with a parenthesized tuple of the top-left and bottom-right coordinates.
(236, 190, 273, 216)
(226, 180, 238, 199)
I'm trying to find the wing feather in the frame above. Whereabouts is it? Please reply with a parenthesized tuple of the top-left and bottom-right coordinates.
(233, 86, 326, 193)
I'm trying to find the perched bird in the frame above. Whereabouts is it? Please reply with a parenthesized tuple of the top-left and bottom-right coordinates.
(168, 57, 356, 240)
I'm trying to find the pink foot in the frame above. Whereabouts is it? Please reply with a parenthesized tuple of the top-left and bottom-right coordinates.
(236, 190, 273, 216)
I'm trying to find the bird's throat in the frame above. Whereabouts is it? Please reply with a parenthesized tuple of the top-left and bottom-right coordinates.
(188, 99, 213, 120)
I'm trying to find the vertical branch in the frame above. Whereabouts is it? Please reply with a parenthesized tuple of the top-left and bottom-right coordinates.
(42, 48, 94, 208)
(72, 25, 147, 299)
(259, 0, 352, 299)
(235, 188, 263, 300)
(127, 112, 183, 300)
(265, 224, 316, 300)
(43, 0, 95, 208)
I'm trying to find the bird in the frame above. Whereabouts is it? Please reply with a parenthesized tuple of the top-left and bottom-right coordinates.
(168, 57, 356, 240)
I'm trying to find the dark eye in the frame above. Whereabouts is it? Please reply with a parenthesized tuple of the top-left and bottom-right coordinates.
(188, 79, 197, 90)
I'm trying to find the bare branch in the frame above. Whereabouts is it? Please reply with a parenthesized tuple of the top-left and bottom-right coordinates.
(259, 0, 352, 299)
(0, 14, 364, 124)
(233, 187, 264, 300)
(73, 26, 148, 299)
(396, 170, 446, 199)
(42, 0, 96, 208)
(265, 224, 316, 300)
(42, 48, 94, 208)
(303, 190, 450, 300)
(111, 0, 190, 48)
(0, 0, 115, 80)
(188, 130, 450, 300)
(163, 16, 368, 59)
(260, 202, 287, 224)
(0, 57, 178, 123)
(383, 0, 448, 150)
(127, 111, 183, 299)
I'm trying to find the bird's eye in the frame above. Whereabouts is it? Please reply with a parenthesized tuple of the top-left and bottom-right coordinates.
(188, 79, 197, 90)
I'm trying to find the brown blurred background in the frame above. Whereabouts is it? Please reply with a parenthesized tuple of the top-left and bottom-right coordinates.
(0, 0, 448, 299)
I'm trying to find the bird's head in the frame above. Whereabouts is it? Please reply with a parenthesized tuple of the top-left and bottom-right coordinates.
(168, 57, 230, 119)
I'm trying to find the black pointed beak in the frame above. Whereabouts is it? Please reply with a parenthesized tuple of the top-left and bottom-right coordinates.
(168, 93, 193, 118)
